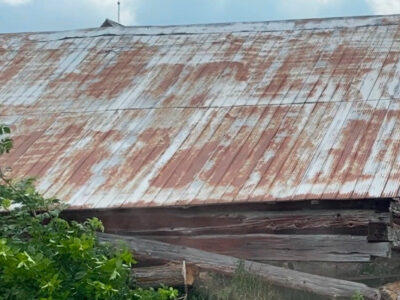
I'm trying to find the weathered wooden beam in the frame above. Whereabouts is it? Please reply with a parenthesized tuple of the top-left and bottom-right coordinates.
(389, 199, 400, 250)
(142, 234, 391, 262)
(368, 212, 391, 242)
(64, 208, 389, 236)
(368, 222, 390, 242)
(99, 233, 381, 300)
(133, 263, 188, 288)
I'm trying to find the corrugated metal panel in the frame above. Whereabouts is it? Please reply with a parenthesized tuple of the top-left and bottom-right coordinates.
(1, 15, 400, 208)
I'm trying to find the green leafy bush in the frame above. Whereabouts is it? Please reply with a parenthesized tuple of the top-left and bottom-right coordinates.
(0, 126, 178, 299)
(0, 124, 12, 155)
(351, 292, 365, 300)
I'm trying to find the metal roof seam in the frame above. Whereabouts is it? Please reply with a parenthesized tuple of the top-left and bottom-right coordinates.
(4, 97, 400, 117)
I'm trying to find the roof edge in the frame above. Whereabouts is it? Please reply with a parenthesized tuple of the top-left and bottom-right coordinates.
(6, 14, 400, 42)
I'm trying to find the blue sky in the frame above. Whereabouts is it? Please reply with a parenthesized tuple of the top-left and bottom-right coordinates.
(0, 0, 399, 33)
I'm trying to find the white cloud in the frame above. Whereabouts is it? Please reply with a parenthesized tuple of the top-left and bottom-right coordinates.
(277, 0, 343, 19)
(314, 0, 335, 3)
(0, 0, 31, 5)
(366, 0, 400, 15)
(0, 0, 137, 24)
(87, 0, 137, 25)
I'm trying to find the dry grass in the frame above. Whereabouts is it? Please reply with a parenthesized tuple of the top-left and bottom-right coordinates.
(188, 261, 328, 300)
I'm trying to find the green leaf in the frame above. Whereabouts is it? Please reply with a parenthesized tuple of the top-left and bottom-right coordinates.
(1, 198, 12, 210)
(3, 126, 10, 134)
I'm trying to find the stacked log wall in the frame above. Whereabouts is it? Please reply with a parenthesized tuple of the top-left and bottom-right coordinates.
(63, 199, 393, 265)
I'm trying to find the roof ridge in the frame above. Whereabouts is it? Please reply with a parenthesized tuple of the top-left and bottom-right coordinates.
(11, 14, 400, 42)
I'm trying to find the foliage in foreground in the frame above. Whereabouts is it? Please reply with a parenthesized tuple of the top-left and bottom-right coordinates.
(0, 125, 178, 299)
(351, 292, 365, 300)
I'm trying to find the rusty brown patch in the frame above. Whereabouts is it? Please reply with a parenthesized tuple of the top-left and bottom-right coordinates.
(151, 64, 185, 98)
(162, 95, 176, 106)
(196, 61, 249, 82)
(99, 127, 172, 191)
(150, 142, 218, 189)
(384, 51, 400, 67)
(138, 127, 171, 145)
(66, 129, 124, 187)
(0, 46, 6, 56)
(85, 48, 150, 99)
(190, 93, 208, 106)
(0, 42, 33, 85)
(259, 40, 317, 100)
(330, 45, 369, 77)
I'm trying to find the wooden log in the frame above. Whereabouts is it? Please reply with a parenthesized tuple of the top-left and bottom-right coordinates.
(99, 233, 381, 300)
(142, 234, 391, 262)
(380, 281, 400, 300)
(368, 222, 390, 242)
(390, 200, 400, 249)
(133, 263, 187, 288)
(120, 210, 387, 236)
(389, 224, 400, 250)
(368, 212, 391, 242)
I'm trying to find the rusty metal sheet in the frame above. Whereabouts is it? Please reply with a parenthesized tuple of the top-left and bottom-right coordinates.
(1, 15, 400, 209)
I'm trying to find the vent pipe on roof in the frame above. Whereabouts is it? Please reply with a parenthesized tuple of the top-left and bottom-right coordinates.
(118, 1, 120, 23)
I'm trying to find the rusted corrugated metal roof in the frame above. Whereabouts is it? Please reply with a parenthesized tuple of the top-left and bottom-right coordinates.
(1, 15, 400, 208)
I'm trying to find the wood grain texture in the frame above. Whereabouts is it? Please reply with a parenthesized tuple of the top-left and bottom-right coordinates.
(133, 263, 186, 287)
(141, 234, 391, 262)
(65, 208, 389, 236)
